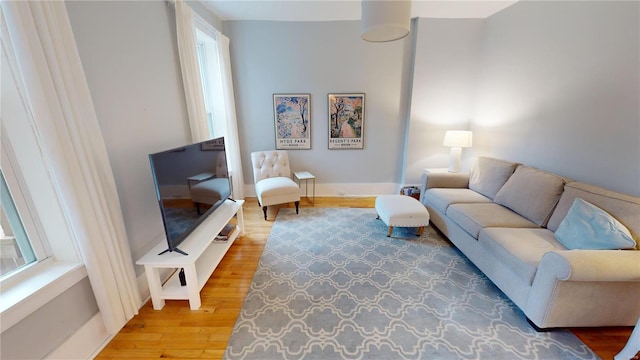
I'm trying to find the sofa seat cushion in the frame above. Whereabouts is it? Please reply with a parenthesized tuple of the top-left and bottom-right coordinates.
(479, 228, 567, 285)
(469, 157, 519, 200)
(494, 165, 567, 227)
(424, 188, 492, 214)
(446, 203, 539, 239)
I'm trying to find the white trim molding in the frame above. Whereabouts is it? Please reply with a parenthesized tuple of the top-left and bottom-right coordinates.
(243, 182, 402, 198)
(45, 312, 110, 360)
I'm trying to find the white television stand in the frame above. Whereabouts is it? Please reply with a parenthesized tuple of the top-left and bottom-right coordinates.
(136, 199, 244, 310)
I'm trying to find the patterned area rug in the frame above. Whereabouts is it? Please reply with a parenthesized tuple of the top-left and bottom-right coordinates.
(224, 208, 597, 359)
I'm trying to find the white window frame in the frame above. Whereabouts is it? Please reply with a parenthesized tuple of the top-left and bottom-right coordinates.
(1, 137, 51, 280)
(0, 30, 85, 333)
(193, 14, 225, 139)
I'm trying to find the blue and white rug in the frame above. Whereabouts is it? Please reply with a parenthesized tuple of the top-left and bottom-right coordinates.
(224, 208, 597, 359)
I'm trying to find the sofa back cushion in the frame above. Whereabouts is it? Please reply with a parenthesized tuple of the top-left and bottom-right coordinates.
(494, 165, 567, 227)
(548, 182, 640, 249)
(468, 157, 518, 200)
(554, 198, 636, 250)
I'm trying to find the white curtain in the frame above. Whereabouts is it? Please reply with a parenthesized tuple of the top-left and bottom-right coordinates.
(174, 1, 245, 199)
(216, 32, 245, 199)
(1, 1, 140, 334)
(174, 0, 209, 143)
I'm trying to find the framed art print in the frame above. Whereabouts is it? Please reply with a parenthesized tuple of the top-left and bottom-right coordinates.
(273, 94, 311, 150)
(200, 137, 225, 151)
(328, 93, 365, 149)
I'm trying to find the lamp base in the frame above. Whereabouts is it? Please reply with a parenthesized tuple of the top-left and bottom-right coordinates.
(448, 147, 462, 173)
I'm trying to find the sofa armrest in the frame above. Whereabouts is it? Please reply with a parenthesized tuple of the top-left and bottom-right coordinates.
(420, 170, 470, 203)
(539, 250, 640, 282)
(420, 170, 469, 190)
(527, 249, 640, 327)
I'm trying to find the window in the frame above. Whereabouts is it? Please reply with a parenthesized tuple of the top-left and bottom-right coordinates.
(196, 39, 215, 137)
(194, 16, 224, 139)
(1, 18, 84, 330)
(0, 48, 56, 287)
(0, 169, 37, 277)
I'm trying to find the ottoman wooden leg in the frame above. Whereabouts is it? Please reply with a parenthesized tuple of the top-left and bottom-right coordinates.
(417, 226, 425, 236)
(387, 226, 393, 237)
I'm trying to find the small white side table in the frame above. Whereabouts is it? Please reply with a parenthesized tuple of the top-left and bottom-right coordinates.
(293, 171, 315, 204)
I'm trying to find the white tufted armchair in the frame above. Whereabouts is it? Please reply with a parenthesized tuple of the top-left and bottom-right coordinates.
(251, 150, 300, 220)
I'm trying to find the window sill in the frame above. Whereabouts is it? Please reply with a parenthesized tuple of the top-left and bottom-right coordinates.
(0, 260, 86, 333)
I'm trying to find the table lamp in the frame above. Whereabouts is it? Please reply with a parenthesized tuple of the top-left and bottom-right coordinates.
(361, 0, 411, 42)
(443, 130, 472, 173)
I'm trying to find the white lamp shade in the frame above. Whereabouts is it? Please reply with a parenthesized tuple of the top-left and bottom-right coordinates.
(443, 130, 473, 148)
(361, 0, 411, 42)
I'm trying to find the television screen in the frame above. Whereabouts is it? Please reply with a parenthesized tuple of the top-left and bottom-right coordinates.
(149, 137, 231, 255)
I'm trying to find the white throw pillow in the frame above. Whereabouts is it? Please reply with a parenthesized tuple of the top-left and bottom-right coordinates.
(555, 198, 636, 250)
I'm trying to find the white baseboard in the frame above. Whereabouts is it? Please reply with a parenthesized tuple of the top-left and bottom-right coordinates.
(45, 312, 110, 360)
(243, 182, 402, 198)
(46, 268, 175, 360)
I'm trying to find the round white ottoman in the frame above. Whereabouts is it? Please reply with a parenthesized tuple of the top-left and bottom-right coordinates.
(375, 194, 430, 237)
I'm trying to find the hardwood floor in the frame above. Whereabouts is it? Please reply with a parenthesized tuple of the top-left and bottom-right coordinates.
(96, 197, 632, 360)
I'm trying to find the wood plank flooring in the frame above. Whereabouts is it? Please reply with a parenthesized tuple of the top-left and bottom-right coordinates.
(96, 197, 633, 360)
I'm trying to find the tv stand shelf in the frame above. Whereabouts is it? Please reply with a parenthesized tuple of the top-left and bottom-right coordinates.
(136, 199, 244, 310)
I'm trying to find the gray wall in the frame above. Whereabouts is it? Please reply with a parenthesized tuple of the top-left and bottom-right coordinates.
(471, 1, 639, 195)
(227, 1, 639, 197)
(404, 18, 484, 184)
(66, 0, 194, 263)
(0, 279, 98, 359)
(224, 20, 413, 190)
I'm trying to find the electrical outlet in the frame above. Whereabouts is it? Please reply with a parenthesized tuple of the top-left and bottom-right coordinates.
(338, 192, 346, 197)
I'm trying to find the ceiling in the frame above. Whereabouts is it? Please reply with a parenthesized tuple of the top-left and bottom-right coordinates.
(201, 1, 519, 22)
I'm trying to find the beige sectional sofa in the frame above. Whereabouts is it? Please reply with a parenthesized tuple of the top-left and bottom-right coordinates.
(420, 157, 640, 329)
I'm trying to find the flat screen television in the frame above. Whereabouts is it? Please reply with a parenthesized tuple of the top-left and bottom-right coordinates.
(149, 137, 232, 255)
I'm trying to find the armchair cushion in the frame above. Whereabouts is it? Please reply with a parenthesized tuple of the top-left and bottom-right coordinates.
(256, 177, 300, 207)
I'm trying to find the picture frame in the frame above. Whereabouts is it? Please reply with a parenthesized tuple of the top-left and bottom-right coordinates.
(273, 94, 311, 150)
(328, 93, 365, 149)
(200, 138, 224, 151)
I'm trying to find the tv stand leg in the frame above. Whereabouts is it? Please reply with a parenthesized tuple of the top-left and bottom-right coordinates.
(144, 266, 166, 310)
(183, 264, 201, 310)
(237, 205, 245, 236)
